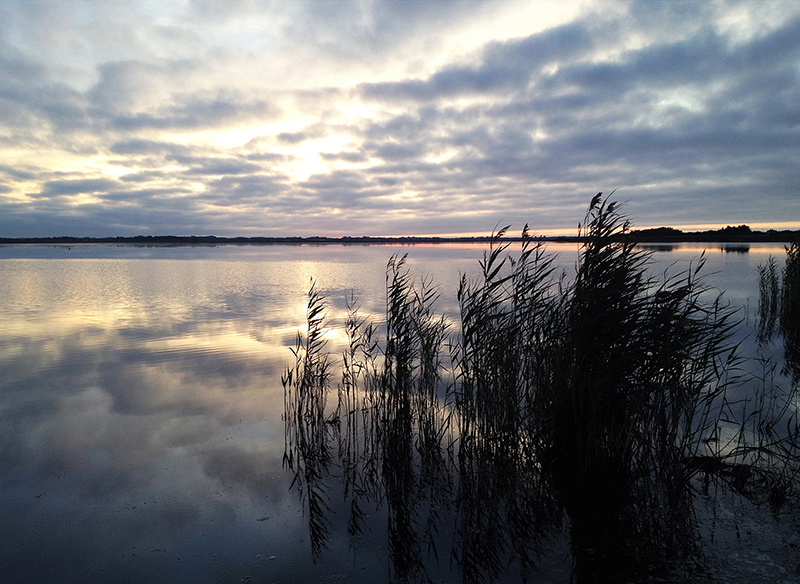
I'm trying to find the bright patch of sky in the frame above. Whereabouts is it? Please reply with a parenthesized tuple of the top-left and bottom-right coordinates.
(0, 0, 799, 237)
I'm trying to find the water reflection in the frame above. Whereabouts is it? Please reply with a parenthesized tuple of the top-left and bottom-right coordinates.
(0, 244, 492, 583)
(283, 317, 706, 583)
(1, 242, 798, 583)
(284, 242, 800, 583)
(0, 251, 351, 583)
(755, 243, 800, 387)
(723, 244, 750, 253)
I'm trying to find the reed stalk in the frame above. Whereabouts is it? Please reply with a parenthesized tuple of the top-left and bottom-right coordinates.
(283, 197, 800, 582)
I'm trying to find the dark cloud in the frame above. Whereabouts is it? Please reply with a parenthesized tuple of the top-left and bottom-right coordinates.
(319, 151, 367, 163)
(39, 178, 119, 197)
(360, 21, 594, 102)
(109, 92, 277, 130)
(246, 152, 290, 162)
(99, 187, 192, 202)
(158, 153, 266, 177)
(0, 54, 46, 83)
(0, 61, 89, 132)
(0, 163, 37, 181)
(110, 139, 189, 156)
(738, 14, 800, 67)
(110, 99, 274, 131)
(372, 141, 425, 161)
(119, 170, 169, 183)
(86, 60, 279, 130)
(341, 12, 800, 231)
(89, 60, 182, 111)
(483, 20, 595, 71)
(276, 123, 327, 145)
(203, 175, 290, 208)
(277, 131, 310, 144)
(183, 160, 263, 176)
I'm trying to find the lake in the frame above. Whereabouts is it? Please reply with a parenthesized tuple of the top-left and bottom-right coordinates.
(0, 241, 797, 583)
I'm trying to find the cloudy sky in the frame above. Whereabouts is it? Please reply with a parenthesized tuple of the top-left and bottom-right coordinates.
(1, 0, 799, 237)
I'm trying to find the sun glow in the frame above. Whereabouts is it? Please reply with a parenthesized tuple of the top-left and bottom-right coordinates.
(280, 134, 355, 180)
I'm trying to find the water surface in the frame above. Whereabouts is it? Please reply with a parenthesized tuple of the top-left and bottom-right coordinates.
(0, 242, 795, 583)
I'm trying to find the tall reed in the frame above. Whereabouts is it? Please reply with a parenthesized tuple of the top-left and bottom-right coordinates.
(283, 197, 800, 582)
(757, 256, 780, 344)
(282, 282, 334, 558)
(781, 242, 800, 382)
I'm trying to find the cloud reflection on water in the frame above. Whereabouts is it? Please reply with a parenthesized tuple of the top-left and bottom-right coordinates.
(0, 242, 794, 583)
(0, 249, 348, 582)
(0, 243, 494, 583)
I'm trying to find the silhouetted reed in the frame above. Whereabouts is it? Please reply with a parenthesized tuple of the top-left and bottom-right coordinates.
(758, 256, 780, 345)
(451, 195, 745, 580)
(757, 242, 800, 384)
(283, 197, 800, 582)
(782, 242, 800, 382)
(282, 282, 334, 558)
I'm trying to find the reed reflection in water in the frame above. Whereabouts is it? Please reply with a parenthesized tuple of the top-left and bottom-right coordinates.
(757, 242, 800, 387)
(284, 201, 800, 584)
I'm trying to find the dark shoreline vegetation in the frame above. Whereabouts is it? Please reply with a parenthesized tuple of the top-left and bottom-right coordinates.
(283, 196, 800, 583)
(1, 225, 799, 247)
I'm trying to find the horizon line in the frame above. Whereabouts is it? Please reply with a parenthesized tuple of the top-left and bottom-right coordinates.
(3, 221, 800, 242)
(390, 220, 800, 239)
(2, 221, 800, 244)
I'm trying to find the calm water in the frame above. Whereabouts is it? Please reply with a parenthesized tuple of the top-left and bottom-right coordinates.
(0, 242, 794, 583)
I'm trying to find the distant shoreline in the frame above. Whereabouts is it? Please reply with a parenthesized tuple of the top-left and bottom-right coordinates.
(1, 225, 798, 246)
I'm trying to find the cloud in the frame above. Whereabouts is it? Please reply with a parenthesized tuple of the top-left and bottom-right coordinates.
(0, 54, 45, 82)
(39, 178, 120, 197)
(0, 61, 89, 134)
(319, 150, 368, 163)
(207, 174, 287, 199)
(0, 163, 37, 181)
(106, 92, 278, 131)
(246, 152, 290, 162)
(178, 158, 264, 176)
(0, 1, 799, 237)
(110, 139, 189, 156)
(359, 21, 595, 102)
(372, 141, 426, 161)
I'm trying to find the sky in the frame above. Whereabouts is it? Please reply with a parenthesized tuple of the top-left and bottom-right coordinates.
(1, 0, 800, 238)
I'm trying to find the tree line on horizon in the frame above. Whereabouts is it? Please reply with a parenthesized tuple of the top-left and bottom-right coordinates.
(2, 224, 799, 246)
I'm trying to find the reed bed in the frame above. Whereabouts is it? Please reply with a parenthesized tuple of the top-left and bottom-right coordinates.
(283, 196, 800, 583)
(757, 241, 800, 380)
(781, 242, 800, 382)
